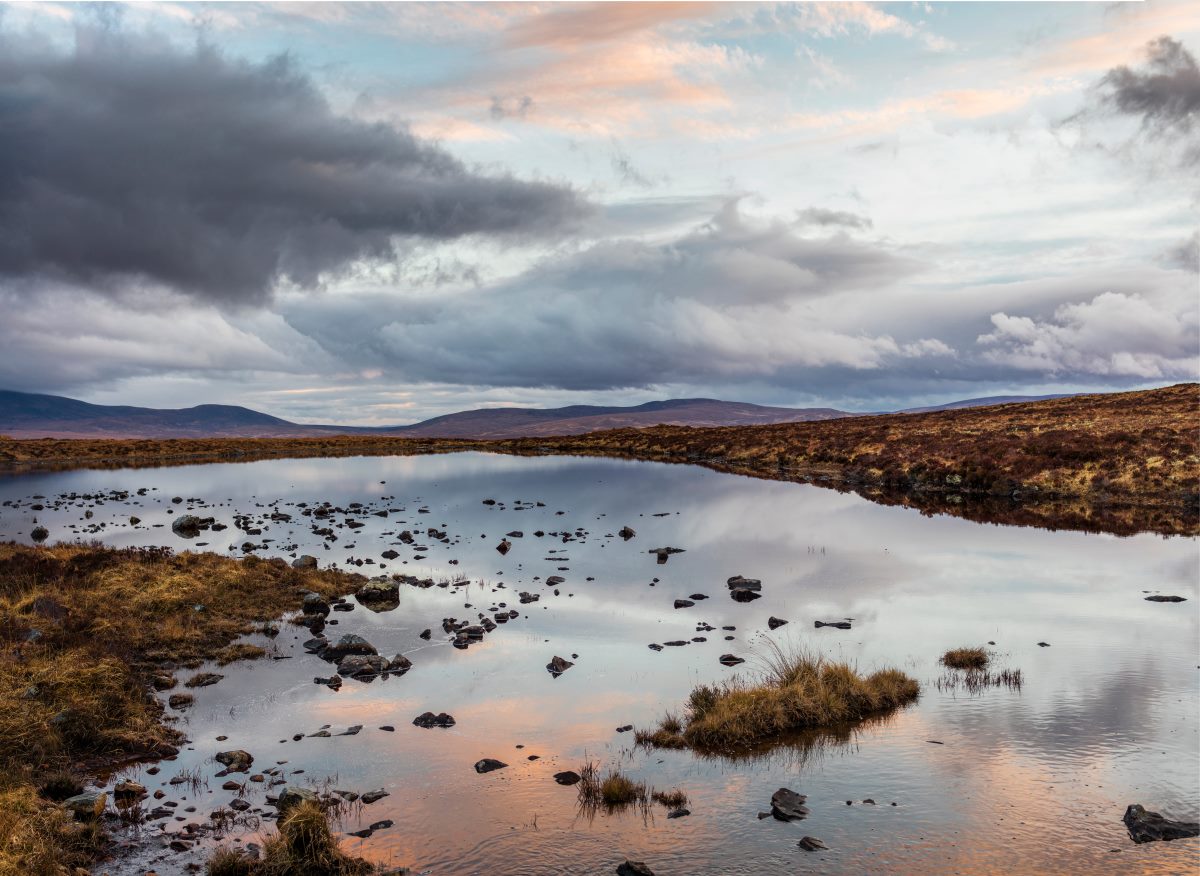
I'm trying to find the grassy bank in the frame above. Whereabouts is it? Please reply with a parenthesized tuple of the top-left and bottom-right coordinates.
(0, 542, 366, 875)
(637, 648, 920, 753)
(1, 385, 1195, 536)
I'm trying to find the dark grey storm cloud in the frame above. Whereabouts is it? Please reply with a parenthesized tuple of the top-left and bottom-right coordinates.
(1098, 36, 1200, 135)
(0, 29, 586, 304)
(794, 207, 873, 230)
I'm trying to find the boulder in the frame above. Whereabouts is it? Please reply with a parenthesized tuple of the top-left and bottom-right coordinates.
(1123, 804, 1200, 843)
(323, 634, 377, 659)
(171, 515, 213, 538)
(617, 862, 654, 876)
(770, 787, 809, 821)
(412, 711, 456, 728)
(215, 750, 254, 773)
(554, 771, 582, 785)
(361, 789, 389, 804)
(768, 616, 788, 630)
(292, 555, 318, 569)
(301, 592, 330, 616)
(474, 758, 508, 774)
(337, 655, 388, 678)
(496, 539, 512, 555)
(719, 654, 745, 667)
(387, 654, 413, 675)
(730, 588, 761, 603)
(799, 836, 827, 851)
(112, 780, 147, 808)
(673, 599, 695, 609)
(1144, 595, 1187, 603)
(618, 526, 636, 540)
(63, 791, 106, 820)
(357, 578, 400, 604)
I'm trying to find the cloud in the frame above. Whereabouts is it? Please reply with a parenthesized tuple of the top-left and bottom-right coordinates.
(795, 207, 873, 230)
(0, 26, 587, 305)
(1097, 36, 1200, 135)
(979, 291, 1199, 379)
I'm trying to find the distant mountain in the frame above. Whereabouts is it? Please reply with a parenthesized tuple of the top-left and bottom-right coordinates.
(0, 389, 1080, 440)
(898, 394, 1073, 414)
(0, 390, 850, 439)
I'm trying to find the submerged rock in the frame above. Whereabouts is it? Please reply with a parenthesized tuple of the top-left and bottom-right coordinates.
(719, 654, 745, 667)
(799, 836, 827, 851)
(1123, 804, 1200, 843)
(474, 758, 508, 774)
(1144, 595, 1187, 603)
(814, 620, 851, 630)
(547, 655, 575, 678)
(554, 771, 582, 785)
(770, 787, 810, 821)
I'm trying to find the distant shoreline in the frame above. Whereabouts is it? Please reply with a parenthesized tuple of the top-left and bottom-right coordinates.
(2, 384, 1196, 537)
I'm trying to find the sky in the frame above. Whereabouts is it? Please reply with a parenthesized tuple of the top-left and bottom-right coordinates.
(0, 0, 1197, 425)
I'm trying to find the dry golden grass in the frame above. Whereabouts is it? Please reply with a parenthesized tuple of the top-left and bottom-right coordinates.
(1, 384, 1194, 535)
(641, 645, 919, 753)
(941, 647, 990, 670)
(651, 788, 689, 809)
(0, 542, 365, 874)
(207, 801, 379, 876)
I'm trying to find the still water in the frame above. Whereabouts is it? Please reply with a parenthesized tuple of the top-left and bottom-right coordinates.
(1, 452, 1197, 875)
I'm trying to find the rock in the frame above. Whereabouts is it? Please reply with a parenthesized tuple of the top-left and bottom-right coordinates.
(719, 654, 745, 667)
(673, 599, 695, 609)
(496, 539, 512, 555)
(274, 786, 319, 813)
(1037, 641, 1051, 647)
(474, 758, 508, 774)
(727, 575, 763, 602)
(63, 791, 106, 820)
(730, 588, 761, 603)
(649, 547, 684, 564)
(667, 807, 690, 818)
(770, 787, 810, 821)
(168, 693, 194, 710)
(412, 711, 456, 728)
(767, 616, 788, 630)
(419, 628, 432, 639)
(301, 592, 330, 616)
(30, 525, 49, 543)
(171, 515, 212, 538)
(337, 654, 388, 678)
(617, 862, 654, 876)
(361, 789, 389, 804)
(292, 555, 318, 569)
(380, 549, 400, 560)
(215, 750, 254, 773)
(356, 579, 400, 611)
(546, 655, 575, 677)
(323, 634, 377, 659)
(814, 620, 851, 629)
(554, 771, 582, 785)
(799, 836, 827, 851)
(618, 526, 636, 539)
(229, 798, 251, 812)
(387, 654, 413, 675)
(1123, 804, 1200, 843)
(1144, 595, 1187, 603)
(113, 780, 147, 808)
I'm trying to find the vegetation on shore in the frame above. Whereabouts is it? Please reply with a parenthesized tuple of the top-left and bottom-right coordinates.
(1, 384, 1195, 536)
(0, 542, 365, 875)
(207, 801, 378, 876)
(637, 646, 920, 753)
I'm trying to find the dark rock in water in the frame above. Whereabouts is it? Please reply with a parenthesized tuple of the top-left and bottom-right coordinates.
(387, 654, 412, 675)
(546, 575, 565, 586)
(314, 675, 342, 690)
(380, 549, 400, 560)
(554, 770, 582, 785)
(348, 828, 374, 839)
(689, 593, 708, 600)
(1123, 804, 1200, 843)
(799, 836, 827, 851)
(301, 592, 330, 616)
(673, 599, 695, 609)
(356, 579, 400, 606)
(168, 693, 194, 710)
(323, 634, 377, 659)
(768, 616, 788, 630)
(770, 787, 809, 821)
(303, 637, 328, 653)
(618, 526, 636, 540)
(664, 640, 688, 647)
(337, 655, 388, 678)
(185, 672, 223, 688)
(496, 539, 512, 555)
(474, 758, 508, 774)
(667, 807, 690, 818)
(727, 575, 762, 602)
(419, 628, 432, 640)
(519, 591, 540, 604)
(413, 711, 456, 728)
(617, 862, 654, 876)
(215, 750, 253, 773)
(1144, 595, 1187, 603)
(30, 526, 49, 543)
(361, 789, 389, 804)
(547, 655, 575, 677)
(730, 588, 761, 603)
(648, 643, 664, 651)
(719, 654, 745, 667)
(649, 547, 684, 564)
(292, 555, 318, 569)
(171, 515, 213, 538)
(274, 785, 320, 813)
(506, 530, 524, 538)
(814, 620, 851, 629)
(1037, 641, 1051, 647)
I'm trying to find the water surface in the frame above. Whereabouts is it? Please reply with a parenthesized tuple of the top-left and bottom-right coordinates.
(1, 453, 1196, 874)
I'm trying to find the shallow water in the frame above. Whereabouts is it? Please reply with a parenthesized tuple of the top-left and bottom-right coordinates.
(1, 452, 1197, 875)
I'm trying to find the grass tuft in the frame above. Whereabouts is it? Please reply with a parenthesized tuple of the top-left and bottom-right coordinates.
(640, 643, 919, 752)
(941, 647, 989, 670)
(207, 801, 377, 875)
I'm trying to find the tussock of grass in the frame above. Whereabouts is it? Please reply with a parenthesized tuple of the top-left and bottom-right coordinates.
(575, 761, 649, 816)
(215, 643, 268, 665)
(207, 801, 376, 876)
(640, 644, 919, 752)
(0, 542, 364, 874)
(941, 647, 989, 670)
(651, 788, 688, 809)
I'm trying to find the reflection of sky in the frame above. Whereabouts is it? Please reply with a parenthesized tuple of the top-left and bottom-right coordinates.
(1, 453, 1196, 875)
